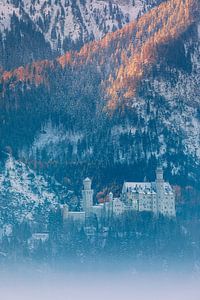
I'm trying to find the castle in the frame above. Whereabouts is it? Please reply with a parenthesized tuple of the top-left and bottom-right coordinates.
(61, 167, 176, 223)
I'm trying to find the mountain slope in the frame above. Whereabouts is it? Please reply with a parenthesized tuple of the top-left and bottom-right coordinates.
(0, 0, 199, 194)
(0, 154, 69, 225)
(1, 0, 198, 99)
(0, 0, 146, 70)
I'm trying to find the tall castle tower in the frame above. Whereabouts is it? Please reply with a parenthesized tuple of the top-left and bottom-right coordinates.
(62, 203, 69, 220)
(156, 166, 165, 213)
(81, 177, 94, 214)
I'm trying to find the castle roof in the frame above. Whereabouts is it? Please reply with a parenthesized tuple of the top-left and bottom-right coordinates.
(122, 182, 173, 195)
(83, 177, 91, 182)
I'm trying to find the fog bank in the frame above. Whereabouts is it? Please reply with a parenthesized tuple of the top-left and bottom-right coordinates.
(0, 271, 199, 300)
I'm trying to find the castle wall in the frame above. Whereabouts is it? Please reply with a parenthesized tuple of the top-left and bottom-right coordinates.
(61, 168, 176, 225)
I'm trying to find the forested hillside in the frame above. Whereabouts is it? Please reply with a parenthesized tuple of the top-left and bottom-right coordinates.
(0, 0, 200, 268)
(0, 0, 199, 194)
(0, 0, 147, 70)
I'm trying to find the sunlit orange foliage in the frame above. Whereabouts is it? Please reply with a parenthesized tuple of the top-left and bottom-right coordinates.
(105, 0, 199, 108)
(2, 60, 54, 91)
(57, 52, 72, 67)
(0, 0, 199, 107)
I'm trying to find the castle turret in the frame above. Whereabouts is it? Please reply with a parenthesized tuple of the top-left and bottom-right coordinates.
(81, 177, 94, 214)
(108, 192, 113, 202)
(107, 192, 114, 218)
(62, 203, 69, 220)
(156, 166, 165, 213)
(156, 166, 164, 181)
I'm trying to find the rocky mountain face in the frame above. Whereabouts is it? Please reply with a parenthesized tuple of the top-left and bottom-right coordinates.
(0, 0, 199, 201)
(0, 0, 168, 71)
(0, 153, 72, 227)
(0, 0, 147, 70)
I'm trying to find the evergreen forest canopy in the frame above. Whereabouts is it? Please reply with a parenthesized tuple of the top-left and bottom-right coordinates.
(0, 0, 199, 270)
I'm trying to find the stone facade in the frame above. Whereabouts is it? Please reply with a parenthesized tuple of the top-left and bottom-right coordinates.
(62, 167, 176, 223)
(121, 167, 176, 217)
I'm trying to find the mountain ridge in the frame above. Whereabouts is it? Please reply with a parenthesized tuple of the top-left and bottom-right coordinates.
(0, 0, 199, 197)
(1, 0, 199, 107)
(0, 0, 147, 71)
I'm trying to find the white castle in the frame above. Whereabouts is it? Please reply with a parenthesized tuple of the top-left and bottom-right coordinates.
(61, 167, 176, 223)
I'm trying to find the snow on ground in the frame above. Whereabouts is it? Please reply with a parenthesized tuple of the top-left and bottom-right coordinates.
(0, 154, 63, 222)
(0, 0, 20, 32)
(116, 0, 143, 20)
(152, 40, 200, 159)
(31, 121, 83, 158)
(0, 0, 144, 50)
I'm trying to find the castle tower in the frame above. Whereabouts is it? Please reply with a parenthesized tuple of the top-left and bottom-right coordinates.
(107, 192, 114, 218)
(108, 192, 113, 202)
(156, 166, 164, 181)
(62, 203, 69, 220)
(81, 177, 94, 214)
(156, 166, 165, 214)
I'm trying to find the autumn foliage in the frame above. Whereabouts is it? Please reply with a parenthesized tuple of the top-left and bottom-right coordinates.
(1, 0, 199, 108)
(103, 0, 199, 108)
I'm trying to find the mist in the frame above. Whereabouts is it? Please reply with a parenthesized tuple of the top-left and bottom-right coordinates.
(0, 269, 199, 300)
